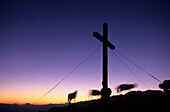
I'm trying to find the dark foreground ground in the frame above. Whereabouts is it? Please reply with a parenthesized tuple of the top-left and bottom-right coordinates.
(43, 90, 170, 112)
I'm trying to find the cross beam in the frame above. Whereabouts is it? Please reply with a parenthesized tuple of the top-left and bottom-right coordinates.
(93, 23, 115, 99)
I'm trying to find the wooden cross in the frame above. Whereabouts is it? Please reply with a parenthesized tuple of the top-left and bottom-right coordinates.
(93, 23, 115, 99)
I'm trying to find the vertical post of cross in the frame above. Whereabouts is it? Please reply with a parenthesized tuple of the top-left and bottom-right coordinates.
(102, 23, 108, 89)
(101, 23, 111, 100)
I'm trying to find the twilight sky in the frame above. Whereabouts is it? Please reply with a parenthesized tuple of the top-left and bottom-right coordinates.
(0, 0, 170, 104)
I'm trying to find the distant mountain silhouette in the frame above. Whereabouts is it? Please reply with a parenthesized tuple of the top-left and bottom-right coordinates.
(44, 90, 170, 112)
(0, 103, 68, 112)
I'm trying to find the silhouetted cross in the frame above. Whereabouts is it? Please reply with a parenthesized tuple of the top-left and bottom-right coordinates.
(93, 23, 115, 99)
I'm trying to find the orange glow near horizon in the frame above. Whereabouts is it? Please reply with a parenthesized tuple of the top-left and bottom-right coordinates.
(0, 70, 160, 105)
(0, 71, 160, 105)
(0, 83, 93, 105)
(0, 94, 89, 105)
(1, 87, 160, 105)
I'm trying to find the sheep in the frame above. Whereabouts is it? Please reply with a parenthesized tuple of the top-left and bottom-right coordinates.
(68, 90, 78, 104)
(116, 84, 137, 93)
(159, 80, 170, 93)
(88, 89, 101, 100)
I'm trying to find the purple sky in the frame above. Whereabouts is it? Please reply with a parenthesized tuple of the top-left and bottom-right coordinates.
(0, 0, 170, 104)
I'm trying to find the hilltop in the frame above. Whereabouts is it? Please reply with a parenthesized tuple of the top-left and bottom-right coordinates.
(44, 90, 170, 112)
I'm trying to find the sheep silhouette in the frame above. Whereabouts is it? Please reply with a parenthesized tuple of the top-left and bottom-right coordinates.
(159, 80, 170, 93)
(88, 89, 101, 100)
(68, 90, 77, 104)
(116, 84, 137, 93)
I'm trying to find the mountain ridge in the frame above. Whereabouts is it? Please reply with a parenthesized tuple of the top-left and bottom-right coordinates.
(0, 103, 68, 112)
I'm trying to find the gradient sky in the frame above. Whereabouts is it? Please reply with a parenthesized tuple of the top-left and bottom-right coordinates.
(1, 0, 170, 104)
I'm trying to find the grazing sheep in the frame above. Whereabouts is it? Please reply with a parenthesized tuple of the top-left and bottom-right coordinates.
(68, 90, 78, 104)
(116, 84, 137, 93)
(88, 89, 101, 100)
(159, 80, 170, 93)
